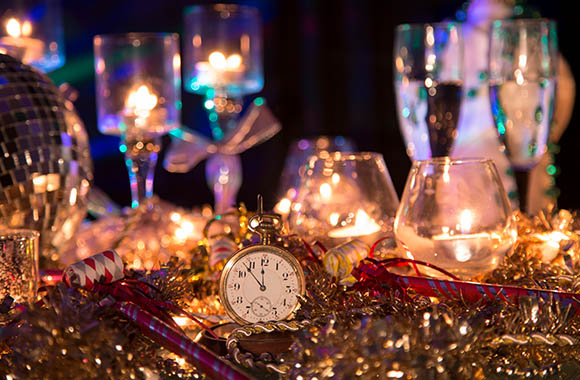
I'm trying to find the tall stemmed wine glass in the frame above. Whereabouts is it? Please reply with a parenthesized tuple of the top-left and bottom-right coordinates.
(94, 33, 181, 209)
(394, 22, 464, 160)
(488, 19, 558, 213)
(183, 4, 263, 213)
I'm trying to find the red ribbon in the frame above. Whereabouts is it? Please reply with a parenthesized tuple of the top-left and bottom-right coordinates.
(352, 258, 580, 312)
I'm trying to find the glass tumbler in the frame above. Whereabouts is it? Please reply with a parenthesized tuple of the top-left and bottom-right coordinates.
(0, 229, 39, 305)
(394, 158, 517, 279)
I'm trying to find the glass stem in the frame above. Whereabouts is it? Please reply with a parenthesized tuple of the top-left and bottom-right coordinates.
(205, 93, 244, 212)
(513, 168, 530, 214)
(207, 93, 243, 140)
(123, 137, 161, 208)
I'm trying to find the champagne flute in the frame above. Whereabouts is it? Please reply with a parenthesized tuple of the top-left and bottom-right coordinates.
(394, 22, 464, 160)
(488, 19, 558, 213)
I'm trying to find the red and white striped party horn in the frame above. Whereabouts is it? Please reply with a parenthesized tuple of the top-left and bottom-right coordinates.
(353, 258, 580, 312)
(64, 250, 124, 290)
(114, 301, 254, 380)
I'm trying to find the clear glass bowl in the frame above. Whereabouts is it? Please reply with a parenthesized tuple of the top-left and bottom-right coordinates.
(288, 152, 399, 247)
(394, 157, 517, 279)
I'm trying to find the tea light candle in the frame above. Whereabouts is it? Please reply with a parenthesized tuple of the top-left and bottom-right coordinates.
(328, 209, 382, 239)
(195, 50, 245, 87)
(123, 84, 164, 131)
(0, 18, 45, 63)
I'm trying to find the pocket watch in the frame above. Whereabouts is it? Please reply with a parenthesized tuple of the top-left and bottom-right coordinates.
(219, 195, 306, 325)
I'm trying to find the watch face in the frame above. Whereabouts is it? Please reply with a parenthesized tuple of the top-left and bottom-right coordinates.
(220, 245, 305, 324)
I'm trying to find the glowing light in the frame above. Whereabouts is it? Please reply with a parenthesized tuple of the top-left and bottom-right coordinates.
(126, 85, 157, 118)
(6, 18, 22, 38)
(329, 212, 340, 226)
(69, 188, 78, 206)
(173, 316, 190, 326)
(181, 220, 194, 235)
(518, 54, 527, 69)
(514, 69, 524, 85)
(387, 370, 404, 378)
(173, 53, 181, 70)
(319, 183, 332, 199)
(275, 198, 292, 214)
(455, 245, 472, 262)
(424, 77, 433, 88)
(425, 26, 434, 46)
(96, 58, 105, 74)
(328, 209, 381, 238)
(331, 173, 340, 185)
(22, 21, 32, 37)
(209, 51, 227, 70)
(204, 99, 215, 109)
(170, 212, 181, 223)
(192, 34, 202, 47)
(459, 209, 473, 233)
(533, 231, 570, 262)
(226, 54, 242, 69)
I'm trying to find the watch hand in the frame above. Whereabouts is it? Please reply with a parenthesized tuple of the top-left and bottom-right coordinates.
(244, 263, 266, 291)
(261, 267, 265, 287)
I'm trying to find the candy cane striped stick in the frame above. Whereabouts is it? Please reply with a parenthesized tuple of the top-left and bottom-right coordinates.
(115, 302, 254, 380)
(64, 250, 124, 290)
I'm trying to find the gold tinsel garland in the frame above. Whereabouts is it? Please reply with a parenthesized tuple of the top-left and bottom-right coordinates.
(2, 208, 580, 379)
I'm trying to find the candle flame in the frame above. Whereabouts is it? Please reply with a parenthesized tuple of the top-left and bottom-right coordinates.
(127, 85, 157, 118)
(328, 209, 381, 238)
(459, 209, 473, 233)
(209, 51, 227, 70)
(319, 183, 332, 199)
(226, 54, 242, 69)
(5, 18, 32, 38)
(208, 51, 243, 70)
(6, 18, 22, 38)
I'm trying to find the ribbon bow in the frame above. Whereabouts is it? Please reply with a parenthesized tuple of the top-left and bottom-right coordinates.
(164, 100, 281, 212)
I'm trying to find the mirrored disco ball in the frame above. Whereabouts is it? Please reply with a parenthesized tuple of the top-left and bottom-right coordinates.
(0, 53, 93, 264)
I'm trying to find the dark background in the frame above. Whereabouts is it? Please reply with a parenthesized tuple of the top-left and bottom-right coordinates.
(50, 0, 580, 212)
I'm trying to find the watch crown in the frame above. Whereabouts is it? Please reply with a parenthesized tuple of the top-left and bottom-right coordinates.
(249, 194, 282, 245)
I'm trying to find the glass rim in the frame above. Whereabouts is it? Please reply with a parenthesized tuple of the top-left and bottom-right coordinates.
(395, 21, 461, 31)
(94, 32, 179, 43)
(490, 18, 556, 27)
(311, 151, 384, 161)
(412, 157, 495, 166)
(0, 229, 40, 240)
(184, 3, 260, 16)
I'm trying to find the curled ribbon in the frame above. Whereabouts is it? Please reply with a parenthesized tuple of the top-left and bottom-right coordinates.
(352, 258, 580, 313)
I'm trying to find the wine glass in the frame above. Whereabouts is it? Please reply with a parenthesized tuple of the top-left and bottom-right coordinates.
(488, 19, 558, 213)
(94, 33, 181, 209)
(394, 158, 517, 279)
(183, 4, 263, 212)
(288, 152, 399, 247)
(0, 0, 65, 72)
(394, 22, 464, 160)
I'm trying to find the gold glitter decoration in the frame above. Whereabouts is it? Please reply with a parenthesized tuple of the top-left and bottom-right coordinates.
(0, 54, 92, 265)
(0, 268, 206, 379)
